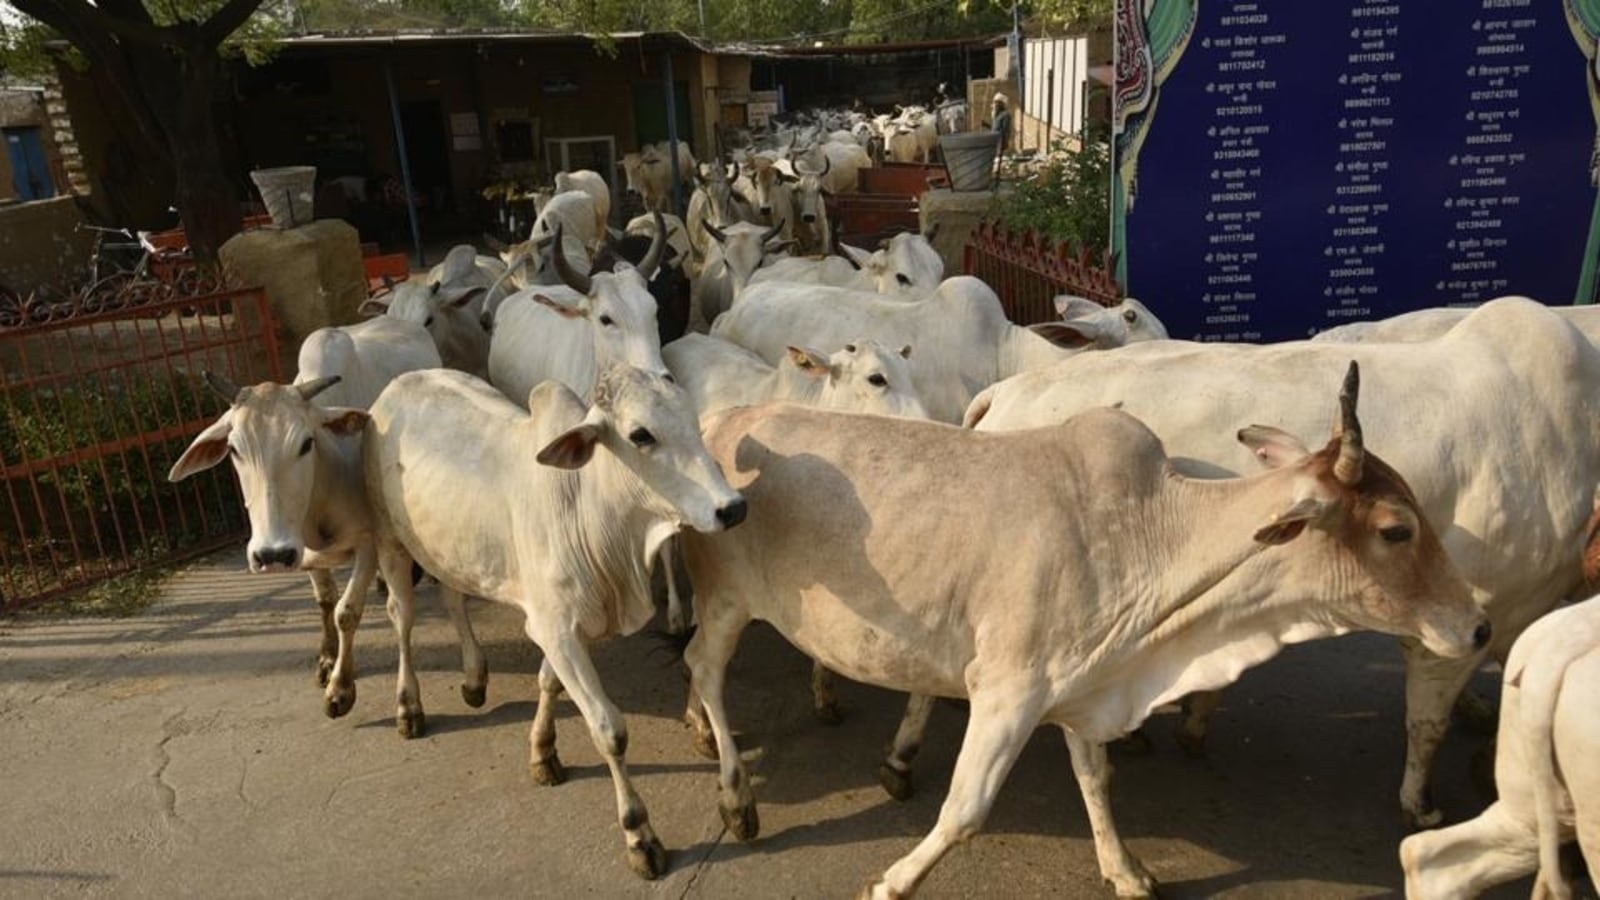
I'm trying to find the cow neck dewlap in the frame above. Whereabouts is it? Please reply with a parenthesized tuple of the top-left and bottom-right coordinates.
(557, 445, 670, 640)
(1063, 471, 1351, 741)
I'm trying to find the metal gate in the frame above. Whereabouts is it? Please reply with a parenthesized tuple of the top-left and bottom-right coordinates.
(0, 284, 282, 611)
(964, 219, 1123, 325)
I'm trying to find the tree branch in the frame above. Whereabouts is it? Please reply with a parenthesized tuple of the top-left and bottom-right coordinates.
(200, 0, 268, 45)
(10, 0, 171, 48)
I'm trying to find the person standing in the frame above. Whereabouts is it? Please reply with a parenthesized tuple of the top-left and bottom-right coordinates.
(991, 93, 1013, 153)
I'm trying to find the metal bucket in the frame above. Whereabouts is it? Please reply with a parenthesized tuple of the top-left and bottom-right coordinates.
(938, 132, 1000, 192)
(249, 166, 317, 228)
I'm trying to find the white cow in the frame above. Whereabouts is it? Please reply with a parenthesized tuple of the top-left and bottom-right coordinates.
(1399, 595, 1600, 899)
(964, 296, 1600, 828)
(789, 164, 830, 257)
(685, 161, 753, 271)
(679, 364, 1486, 898)
(886, 125, 921, 164)
(749, 232, 944, 298)
(621, 141, 697, 212)
(662, 333, 926, 420)
(746, 164, 797, 243)
(693, 220, 789, 328)
(1313, 297, 1600, 345)
(490, 191, 602, 298)
(358, 365, 746, 879)
(713, 276, 1114, 423)
(361, 245, 496, 377)
(167, 318, 484, 717)
(489, 224, 668, 406)
(554, 168, 611, 236)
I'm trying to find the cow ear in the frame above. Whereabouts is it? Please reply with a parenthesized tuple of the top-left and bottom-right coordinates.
(1253, 495, 1329, 545)
(785, 346, 830, 378)
(1028, 321, 1098, 349)
(168, 413, 234, 481)
(440, 244, 478, 282)
(442, 285, 488, 309)
(358, 298, 389, 317)
(320, 407, 370, 437)
(532, 293, 585, 319)
(537, 423, 602, 469)
(1055, 295, 1104, 320)
(1237, 424, 1310, 470)
(840, 244, 874, 268)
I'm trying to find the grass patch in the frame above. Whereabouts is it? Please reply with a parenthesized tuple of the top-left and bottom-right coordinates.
(11, 566, 168, 619)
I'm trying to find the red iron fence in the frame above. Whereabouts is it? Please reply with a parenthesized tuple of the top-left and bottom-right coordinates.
(0, 283, 282, 611)
(963, 220, 1124, 324)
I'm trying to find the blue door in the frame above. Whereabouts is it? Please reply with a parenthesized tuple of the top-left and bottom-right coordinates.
(5, 128, 56, 201)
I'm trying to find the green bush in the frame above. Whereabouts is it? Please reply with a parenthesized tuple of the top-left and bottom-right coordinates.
(990, 118, 1111, 251)
(3, 373, 211, 515)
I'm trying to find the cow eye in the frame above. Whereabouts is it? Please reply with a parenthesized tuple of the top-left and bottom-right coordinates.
(298, 437, 314, 457)
(867, 373, 888, 387)
(1123, 309, 1138, 324)
(227, 444, 239, 459)
(662, 373, 676, 385)
(424, 315, 435, 328)
(844, 343, 857, 353)
(599, 314, 615, 326)
(628, 428, 656, 447)
(1379, 524, 1413, 544)
(896, 273, 912, 286)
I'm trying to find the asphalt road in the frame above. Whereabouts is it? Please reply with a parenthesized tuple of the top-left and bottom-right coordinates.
(0, 552, 1564, 899)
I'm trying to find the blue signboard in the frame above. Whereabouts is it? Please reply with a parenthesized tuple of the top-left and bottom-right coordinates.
(1113, 0, 1600, 342)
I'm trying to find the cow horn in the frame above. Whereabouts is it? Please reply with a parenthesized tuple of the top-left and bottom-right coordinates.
(202, 370, 243, 404)
(761, 219, 786, 245)
(818, 153, 831, 177)
(1332, 361, 1363, 485)
(637, 211, 667, 280)
(551, 223, 592, 294)
(727, 161, 739, 183)
(702, 219, 729, 244)
(296, 375, 342, 401)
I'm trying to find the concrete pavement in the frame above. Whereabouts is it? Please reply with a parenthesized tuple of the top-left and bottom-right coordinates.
(0, 551, 1535, 898)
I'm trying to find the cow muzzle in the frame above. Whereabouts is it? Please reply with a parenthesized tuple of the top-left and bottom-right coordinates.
(251, 545, 301, 572)
(714, 498, 748, 530)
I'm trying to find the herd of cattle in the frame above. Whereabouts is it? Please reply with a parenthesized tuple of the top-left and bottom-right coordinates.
(162, 155, 1600, 897)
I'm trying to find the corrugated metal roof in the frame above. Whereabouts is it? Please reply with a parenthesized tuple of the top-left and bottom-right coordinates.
(277, 28, 713, 52)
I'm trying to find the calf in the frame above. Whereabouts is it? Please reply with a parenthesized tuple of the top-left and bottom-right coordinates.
(358, 365, 745, 879)
(167, 317, 485, 718)
(1400, 595, 1600, 899)
(679, 363, 1485, 897)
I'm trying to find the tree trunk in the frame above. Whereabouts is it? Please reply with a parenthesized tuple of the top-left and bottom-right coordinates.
(169, 46, 241, 265)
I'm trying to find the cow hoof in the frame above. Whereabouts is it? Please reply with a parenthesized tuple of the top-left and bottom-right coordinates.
(855, 879, 902, 900)
(1173, 726, 1207, 759)
(396, 709, 426, 739)
(324, 684, 356, 719)
(315, 658, 335, 688)
(626, 836, 669, 880)
(1112, 878, 1159, 899)
(813, 702, 843, 726)
(691, 730, 719, 761)
(878, 762, 914, 801)
(1112, 728, 1154, 756)
(461, 683, 487, 708)
(719, 801, 760, 841)
(1401, 806, 1444, 832)
(531, 754, 567, 787)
